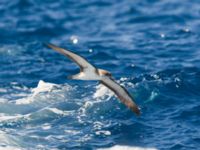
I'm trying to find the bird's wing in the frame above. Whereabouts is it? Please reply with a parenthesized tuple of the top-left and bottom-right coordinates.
(101, 77, 140, 115)
(46, 43, 96, 71)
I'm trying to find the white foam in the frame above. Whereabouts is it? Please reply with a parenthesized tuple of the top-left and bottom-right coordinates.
(0, 98, 8, 103)
(0, 113, 27, 122)
(15, 97, 32, 105)
(93, 84, 114, 99)
(15, 80, 59, 105)
(0, 146, 22, 150)
(46, 107, 70, 116)
(93, 121, 104, 130)
(64, 130, 80, 135)
(95, 130, 111, 136)
(0, 131, 23, 150)
(31, 80, 58, 97)
(41, 123, 51, 130)
(120, 77, 128, 82)
(98, 145, 158, 150)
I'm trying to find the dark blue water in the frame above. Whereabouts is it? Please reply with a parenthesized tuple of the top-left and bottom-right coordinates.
(0, 0, 200, 149)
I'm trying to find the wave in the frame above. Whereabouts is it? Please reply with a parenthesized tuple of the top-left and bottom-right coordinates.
(98, 145, 158, 150)
(0, 79, 141, 149)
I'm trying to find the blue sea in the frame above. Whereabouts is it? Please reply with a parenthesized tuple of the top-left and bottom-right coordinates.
(0, 0, 200, 149)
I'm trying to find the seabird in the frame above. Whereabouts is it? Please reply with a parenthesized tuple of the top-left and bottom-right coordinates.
(46, 43, 140, 115)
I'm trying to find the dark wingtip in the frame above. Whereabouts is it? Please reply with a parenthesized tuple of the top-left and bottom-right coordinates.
(43, 42, 54, 49)
(135, 107, 141, 116)
(44, 43, 65, 55)
(130, 105, 141, 116)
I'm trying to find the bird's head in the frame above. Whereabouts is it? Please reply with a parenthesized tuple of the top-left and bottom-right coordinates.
(98, 69, 112, 77)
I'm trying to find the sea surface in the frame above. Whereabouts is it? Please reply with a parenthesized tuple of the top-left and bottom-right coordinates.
(0, 0, 200, 150)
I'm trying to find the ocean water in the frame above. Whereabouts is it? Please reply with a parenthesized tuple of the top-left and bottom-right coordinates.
(0, 0, 200, 149)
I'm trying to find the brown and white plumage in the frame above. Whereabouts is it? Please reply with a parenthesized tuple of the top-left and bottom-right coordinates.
(46, 43, 140, 115)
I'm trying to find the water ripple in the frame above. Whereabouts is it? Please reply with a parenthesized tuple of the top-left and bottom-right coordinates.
(0, 0, 200, 149)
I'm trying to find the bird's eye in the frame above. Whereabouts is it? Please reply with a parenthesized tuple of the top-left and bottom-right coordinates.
(106, 72, 111, 76)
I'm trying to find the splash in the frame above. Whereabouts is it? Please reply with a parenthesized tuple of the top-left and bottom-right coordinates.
(93, 84, 114, 100)
(15, 80, 72, 105)
(98, 145, 158, 150)
(31, 80, 58, 97)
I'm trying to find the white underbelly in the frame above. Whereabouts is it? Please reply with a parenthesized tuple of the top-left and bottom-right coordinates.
(78, 72, 101, 80)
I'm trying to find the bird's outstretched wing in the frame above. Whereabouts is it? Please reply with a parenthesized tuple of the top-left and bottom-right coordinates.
(46, 43, 96, 71)
(101, 77, 140, 115)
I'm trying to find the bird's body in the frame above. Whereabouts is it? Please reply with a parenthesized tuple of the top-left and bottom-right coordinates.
(46, 43, 140, 115)
(70, 69, 111, 80)
(70, 71, 100, 80)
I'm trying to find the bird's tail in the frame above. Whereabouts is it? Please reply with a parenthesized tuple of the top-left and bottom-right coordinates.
(67, 73, 81, 80)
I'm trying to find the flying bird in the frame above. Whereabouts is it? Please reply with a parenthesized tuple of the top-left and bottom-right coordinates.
(46, 43, 140, 115)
